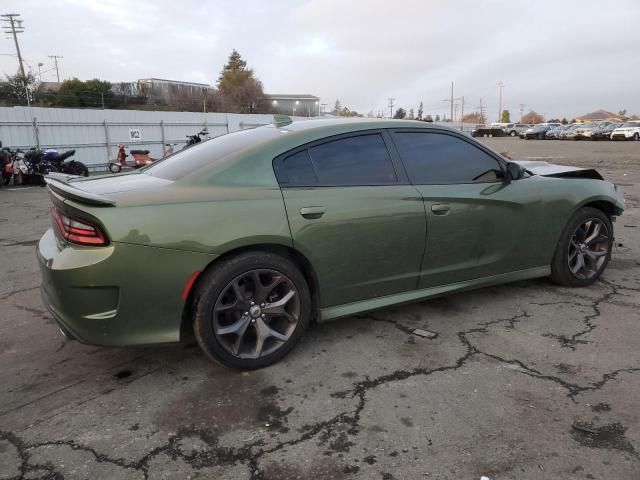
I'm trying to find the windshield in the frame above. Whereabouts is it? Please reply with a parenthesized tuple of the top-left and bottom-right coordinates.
(144, 127, 279, 181)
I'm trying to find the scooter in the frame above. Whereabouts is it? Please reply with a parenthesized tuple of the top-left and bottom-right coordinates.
(109, 144, 157, 173)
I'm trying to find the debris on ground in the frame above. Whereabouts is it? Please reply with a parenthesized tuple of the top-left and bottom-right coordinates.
(412, 328, 438, 339)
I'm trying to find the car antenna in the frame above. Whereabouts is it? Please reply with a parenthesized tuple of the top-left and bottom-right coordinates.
(273, 114, 293, 127)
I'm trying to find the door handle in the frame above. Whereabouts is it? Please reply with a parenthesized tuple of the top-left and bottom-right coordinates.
(431, 204, 451, 215)
(300, 206, 326, 219)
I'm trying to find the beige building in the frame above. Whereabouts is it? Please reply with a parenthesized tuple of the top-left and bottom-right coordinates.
(575, 109, 622, 123)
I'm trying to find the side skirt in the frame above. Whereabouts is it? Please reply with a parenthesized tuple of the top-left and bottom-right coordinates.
(318, 266, 550, 322)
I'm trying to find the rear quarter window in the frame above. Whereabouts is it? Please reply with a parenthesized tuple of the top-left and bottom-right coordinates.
(144, 127, 278, 181)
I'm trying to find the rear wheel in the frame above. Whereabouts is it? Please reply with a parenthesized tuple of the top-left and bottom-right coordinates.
(633, 133, 639, 141)
(66, 161, 89, 177)
(550, 207, 613, 287)
(510, 130, 517, 137)
(109, 162, 122, 173)
(193, 251, 312, 369)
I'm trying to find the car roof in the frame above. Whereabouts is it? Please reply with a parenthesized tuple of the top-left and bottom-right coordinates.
(278, 118, 452, 134)
(185, 119, 474, 187)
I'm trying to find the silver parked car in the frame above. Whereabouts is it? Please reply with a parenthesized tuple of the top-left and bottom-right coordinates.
(503, 123, 532, 137)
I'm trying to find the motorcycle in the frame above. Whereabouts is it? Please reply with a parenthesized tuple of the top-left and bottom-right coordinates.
(185, 128, 209, 148)
(1, 144, 12, 187)
(22, 149, 89, 177)
(41, 149, 89, 177)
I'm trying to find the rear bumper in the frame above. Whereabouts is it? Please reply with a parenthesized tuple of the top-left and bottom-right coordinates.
(37, 228, 217, 346)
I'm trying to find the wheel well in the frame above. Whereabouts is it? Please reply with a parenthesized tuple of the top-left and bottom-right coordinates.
(180, 244, 321, 340)
(583, 200, 620, 218)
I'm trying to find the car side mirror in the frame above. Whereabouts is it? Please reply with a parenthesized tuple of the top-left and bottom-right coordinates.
(506, 162, 523, 181)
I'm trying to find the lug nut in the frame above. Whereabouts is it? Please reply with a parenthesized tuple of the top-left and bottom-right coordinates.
(250, 301, 255, 305)
(244, 311, 249, 315)
(261, 314, 266, 318)
(261, 303, 265, 307)
(251, 319, 255, 323)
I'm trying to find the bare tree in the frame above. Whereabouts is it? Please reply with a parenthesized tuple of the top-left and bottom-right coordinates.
(521, 110, 544, 124)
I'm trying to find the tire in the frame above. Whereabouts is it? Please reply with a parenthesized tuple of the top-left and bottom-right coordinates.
(510, 131, 517, 137)
(550, 207, 613, 287)
(109, 163, 122, 173)
(193, 250, 312, 369)
(633, 133, 639, 141)
(65, 161, 89, 177)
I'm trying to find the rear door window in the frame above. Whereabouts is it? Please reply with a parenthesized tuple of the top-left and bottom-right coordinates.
(274, 133, 398, 187)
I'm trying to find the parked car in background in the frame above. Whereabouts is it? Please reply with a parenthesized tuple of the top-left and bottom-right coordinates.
(37, 118, 624, 369)
(545, 125, 566, 140)
(573, 122, 608, 140)
(591, 122, 623, 140)
(611, 121, 640, 141)
(524, 124, 553, 139)
(559, 124, 577, 140)
(503, 123, 531, 137)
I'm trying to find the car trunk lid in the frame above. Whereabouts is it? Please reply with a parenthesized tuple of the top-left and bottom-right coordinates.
(45, 172, 173, 206)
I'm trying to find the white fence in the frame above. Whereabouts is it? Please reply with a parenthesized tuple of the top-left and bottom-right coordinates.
(0, 107, 476, 171)
(0, 107, 279, 170)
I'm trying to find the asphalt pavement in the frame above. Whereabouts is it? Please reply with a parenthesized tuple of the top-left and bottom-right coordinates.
(1, 137, 639, 480)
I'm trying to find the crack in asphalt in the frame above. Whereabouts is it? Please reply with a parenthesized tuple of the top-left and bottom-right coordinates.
(2, 281, 640, 478)
(0, 286, 39, 301)
(541, 279, 621, 350)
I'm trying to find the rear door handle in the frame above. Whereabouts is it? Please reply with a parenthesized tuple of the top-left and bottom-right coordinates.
(431, 204, 451, 215)
(300, 206, 326, 219)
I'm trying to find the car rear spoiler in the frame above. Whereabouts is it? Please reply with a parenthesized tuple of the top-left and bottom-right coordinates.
(44, 174, 116, 206)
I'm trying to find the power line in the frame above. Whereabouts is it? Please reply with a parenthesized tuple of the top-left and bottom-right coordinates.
(48, 55, 63, 83)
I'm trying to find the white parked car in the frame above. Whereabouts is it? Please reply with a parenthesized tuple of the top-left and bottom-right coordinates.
(573, 122, 601, 140)
(611, 121, 640, 141)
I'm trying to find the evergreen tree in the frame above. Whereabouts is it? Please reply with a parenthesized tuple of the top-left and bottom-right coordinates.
(217, 50, 265, 113)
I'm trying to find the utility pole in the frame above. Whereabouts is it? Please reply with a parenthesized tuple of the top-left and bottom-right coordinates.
(479, 98, 486, 124)
(1, 14, 26, 79)
(460, 96, 465, 131)
(387, 98, 395, 118)
(48, 55, 63, 83)
(450, 81, 454, 124)
(519, 103, 525, 122)
(497, 81, 504, 122)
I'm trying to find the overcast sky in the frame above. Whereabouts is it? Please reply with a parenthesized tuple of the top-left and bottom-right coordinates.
(2, 0, 639, 120)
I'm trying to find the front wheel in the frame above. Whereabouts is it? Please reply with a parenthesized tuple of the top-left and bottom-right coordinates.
(510, 131, 517, 137)
(193, 251, 312, 369)
(550, 207, 613, 287)
(109, 162, 122, 173)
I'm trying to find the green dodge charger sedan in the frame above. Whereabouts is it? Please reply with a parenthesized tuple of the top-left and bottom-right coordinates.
(38, 118, 624, 369)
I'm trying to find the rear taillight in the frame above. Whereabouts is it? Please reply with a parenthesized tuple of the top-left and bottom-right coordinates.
(51, 205, 108, 246)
